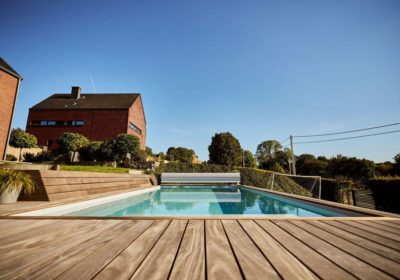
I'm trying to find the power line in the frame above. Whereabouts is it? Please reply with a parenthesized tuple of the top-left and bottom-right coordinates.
(294, 122, 400, 138)
(293, 129, 400, 144)
(280, 137, 290, 145)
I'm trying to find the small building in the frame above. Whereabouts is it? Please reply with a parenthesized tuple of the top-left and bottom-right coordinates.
(0, 58, 23, 160)
(26, 87, 146, 150)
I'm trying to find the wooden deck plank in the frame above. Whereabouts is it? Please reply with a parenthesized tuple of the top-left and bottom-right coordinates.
(0, 220, 112, 279)
(256, 220, 356, 280)
(130, 220, 187, 279)
(373, 220, 400, 230)
(239, 220, 317, 280)
(0, 218, 399, 280)
(326, 221, 400, 250)
(205, 220, 242, 280)
(94, 220, 171, 280)
(342, 221, 400, 242)
(310, 220, 400, 263)
(0, 220, 92, 261)
(57, 220, 154, 280)
(19, 220, 128, 280)
(0, 219, 56, 237)
(222, 220, 280, 280)
(275, 221, 393, 280)
(0, 220, 72, 250)
(169, 220, 206, 280)
(355, 220, 400, 235)
(291, 220, 400, 278)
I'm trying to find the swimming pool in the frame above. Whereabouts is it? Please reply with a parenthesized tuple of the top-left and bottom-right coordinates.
(64, 185, 364, 217)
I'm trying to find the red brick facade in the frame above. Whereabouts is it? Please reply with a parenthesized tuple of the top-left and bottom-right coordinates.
(0, 70, 20, 160)
(26, 93, 146, 150)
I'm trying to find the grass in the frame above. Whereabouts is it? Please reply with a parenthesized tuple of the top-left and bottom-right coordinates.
(60, 165, 130, 173)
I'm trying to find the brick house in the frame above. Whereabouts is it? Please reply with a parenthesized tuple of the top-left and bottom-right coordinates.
(0, 58, 22, 160)
(26, 87, 146, 150)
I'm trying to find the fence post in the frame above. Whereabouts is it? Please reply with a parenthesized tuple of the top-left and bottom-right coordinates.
(271, 173, 275, 190)
(318, 177, 322, 199)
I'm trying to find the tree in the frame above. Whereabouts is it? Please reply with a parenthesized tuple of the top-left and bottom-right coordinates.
(112, 134, 140, 162)
(275, 148, 292, 173)
(296, 154, 328, 176)
(394, 153, 400, 175)
(145, 146, 154, 157)
(166, 147, 195, 163)
(9, 128, 37, 161)
(154, 152, 166, 161)
(208, 132, 242, 166)
(58, 133, 89, 162)
(259, 158, 285, 173)
(79, 141, 102, 161)
(98, 141, 116, 162)
(326, 155, 375, 181)
(375, 162, 394, 176)
(255, 140, 282, 164)
(243, 150, 256, 167)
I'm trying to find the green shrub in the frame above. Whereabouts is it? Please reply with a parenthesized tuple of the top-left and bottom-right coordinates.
(79, 141, 103, 161)
(5, 154, 17, 161)
(367, 177, 400, 214)
(23, 152, 52, 163)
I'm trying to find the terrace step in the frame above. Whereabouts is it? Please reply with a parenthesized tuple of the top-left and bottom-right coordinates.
(19, 170, 156, 202)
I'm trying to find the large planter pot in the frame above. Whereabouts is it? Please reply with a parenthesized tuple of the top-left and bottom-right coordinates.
(0, 184, 22, 204)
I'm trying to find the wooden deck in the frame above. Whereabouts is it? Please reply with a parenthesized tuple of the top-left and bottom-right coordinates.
(0, 217, 399, 279)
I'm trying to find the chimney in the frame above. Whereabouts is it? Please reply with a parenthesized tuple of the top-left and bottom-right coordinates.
(71, 86, 81, 99)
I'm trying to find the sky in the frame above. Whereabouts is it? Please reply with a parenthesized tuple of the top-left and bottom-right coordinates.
(1, 0, 399, 162)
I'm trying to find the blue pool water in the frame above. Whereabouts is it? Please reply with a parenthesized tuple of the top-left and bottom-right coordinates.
(66, 186, 357, 217)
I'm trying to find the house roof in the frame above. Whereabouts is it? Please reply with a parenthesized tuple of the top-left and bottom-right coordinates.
(0, 57, 22, 79)
(30, 93, 141, 110)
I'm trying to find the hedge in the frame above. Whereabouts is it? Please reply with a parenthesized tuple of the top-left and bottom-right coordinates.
(238, 168, 312, 197)
(367, 177, 400, 214)
(154, 163, 312, 197)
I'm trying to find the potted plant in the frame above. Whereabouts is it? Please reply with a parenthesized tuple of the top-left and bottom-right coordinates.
(0, 169, 36, 204)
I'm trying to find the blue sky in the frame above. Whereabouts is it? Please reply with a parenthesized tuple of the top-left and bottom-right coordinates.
(1, 0, 399, 162)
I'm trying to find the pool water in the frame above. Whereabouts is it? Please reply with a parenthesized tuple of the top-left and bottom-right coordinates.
(66, 186, 356, 217)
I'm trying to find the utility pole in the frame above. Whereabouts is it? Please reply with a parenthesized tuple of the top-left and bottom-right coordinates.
(242, 150, 245, 167)
(290, 135, 296, 175)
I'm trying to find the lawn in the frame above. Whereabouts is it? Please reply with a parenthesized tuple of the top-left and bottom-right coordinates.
(60, 165, 130, 173)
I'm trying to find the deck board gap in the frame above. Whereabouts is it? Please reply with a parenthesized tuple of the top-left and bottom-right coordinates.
(125, 220, 173, 279)
(167, 220, 189, 280)
(91, 220, 156, 279)
(237, 220, 284, 280)
(204, 220, 208, 280)
(219, 220, 246, 280)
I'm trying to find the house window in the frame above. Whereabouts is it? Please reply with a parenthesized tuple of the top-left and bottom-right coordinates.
(30, 120, 41, 126)
(129, 122, 142, 134)
(30, 120, 84, 127)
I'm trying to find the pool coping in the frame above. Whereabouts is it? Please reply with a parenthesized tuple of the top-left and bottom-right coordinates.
(13, 186, 160, 216)
(9, 184, 400, 219)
